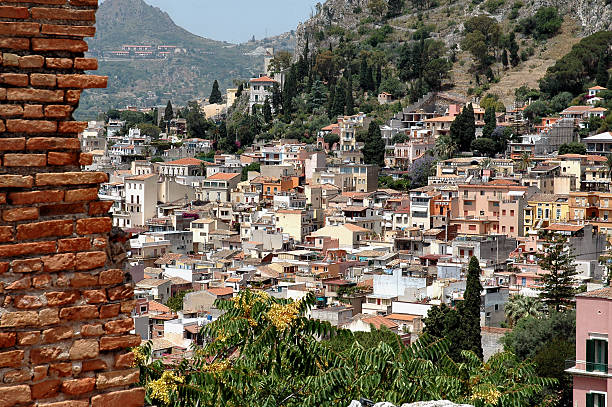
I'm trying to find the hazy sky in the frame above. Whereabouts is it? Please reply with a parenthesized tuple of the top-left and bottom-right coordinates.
(143, 0, 320, 44)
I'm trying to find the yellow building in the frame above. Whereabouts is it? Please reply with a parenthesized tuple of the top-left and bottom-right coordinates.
(523, 193, 569, 235)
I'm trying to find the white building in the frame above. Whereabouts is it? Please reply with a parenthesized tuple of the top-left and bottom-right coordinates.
(125, 173, 158, 227)
(249, 75, 277, 110)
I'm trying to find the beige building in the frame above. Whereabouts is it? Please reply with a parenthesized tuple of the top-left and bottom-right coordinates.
(309, 223, 371, 248)
(191, 218, 229, 253)
(196, 172, 241, 203)
(275, 210, 314, 243)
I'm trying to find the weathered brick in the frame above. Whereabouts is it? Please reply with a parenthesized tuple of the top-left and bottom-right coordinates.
(107, 285, 134, 301)
(0, 137, 26, 150)
(44, 105, 72, 119)
(79, 152, 93, 166)
(46, 58, 73, 69)
(89, 201, 113, 215)
(19, 55, 45, 69)
(0, 105, 23, 118)
(3, 369, 32, 384)
(1, 53, 19, 67)
(92, 237, 108, 250)
(65, 188, 98, 202)
(0, 6, 29, 19)
(43, 254, 76, 273)
(45, 291, 79, 307)
(58, 237, 91, 253)
(66, 90, 81, 105)
(58, 121, 88, 134)
(0, 241, 56, 258)
(61, 377, 96, 395)
(16, 220, 73, 241)
(27, 137, 81, 151)
(0, 38, 30, 51)
(36, 171, 108, 186)
(69, 339, 99, 360)
(0, 22, 39, 36)
(69, 272, 98, 287)
(91, 388, 145, 407)
(99, 303, 120, 319)
(5, 276, 30, 291)
(39, 309, 60, 326)
(76, 217, 112, 235)
(83, 289, 107, 304)
(13, 295, 44, 309)
(99, 335, 141, 351)
(6, 88, 63, 103)
(0, 226, 14, 243)
(42, 327, 73, 344)
(0, 175, 33, 188)
(31, 378, 61, 400)
(75, 251, 107, 271)
(0, 350, 24, 368)
(31, 7, 96, 21)
(39, 401, 89, 407)
(104, 318, 134, 334)
(3, 154, 47, 167)
(17, 331, 39, 346)
(1, 311, 38, 328)
(114, 352, 135, 369)
(96, 369, 140, 390)
(5, 120, 57, 134)
(2, 207, 38, 222)
(60, 305, 98, 321)
(0, 385, 31, 407)
(48, 363, 73, 378)
(0, 194, 5, 205)
(41, 24, 96, 37)
(32, 274, 52, 289)
(30, 348, 64, 365)
(1, 73, 29, 87)
(33, 365, 48, 382)
(11, 259, 42, 273)
(23, 104, 43, 118)
(81, 359, 107, 372)
(0, 333, 17, 348)
(9, 190, 64, 205)
(57, 74, 107, 89)
(39, 203, 85, 217)
(74, 57, 98, 70)
(81, 324, 103, 337)
(30, 73, 57, 87)
(32, 38, 88, 52)
(121, 300, 137, 314)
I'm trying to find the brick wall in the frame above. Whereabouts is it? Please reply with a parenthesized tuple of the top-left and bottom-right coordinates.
(0, 1, 144, 406)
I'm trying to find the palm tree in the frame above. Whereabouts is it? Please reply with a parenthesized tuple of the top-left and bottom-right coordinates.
(505, 294, 544, 328)
(435, 134, 458, 160)
(479, 158, 493, 170)
(605, 155, 612, 179)
(518, 152, 531, 172)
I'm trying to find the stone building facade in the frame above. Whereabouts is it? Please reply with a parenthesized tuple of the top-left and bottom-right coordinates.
(0, 1, 143, 406)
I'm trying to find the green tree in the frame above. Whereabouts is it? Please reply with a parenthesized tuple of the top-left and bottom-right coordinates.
(471, 137, 497, 157)
(482, 107, 496, 139)
(138, 123, 162, 140)
(241, 162, 261, 181)
(345, 76, 355, 116)
(463, 256, 484, 359)
(502, 48, 508, 67)
(164, 100, 174, 132)
(558, 142, 587, 155)
(596, 55, 610, 87)
(386, 0, 404, 17)
(166, 290, 191, 312)
(363, 121, 385, 167)
(537, 232, 578, 312)
(435, 133, 458, 159)
(331, 82, 346, 118)
(235, 83, 243, 98)
(209, 80, 223, 104)
(504, 295, 544, 328)
(263, 97, 273, 124)
(450, 103, 476, 152)
(271, 82, 283, 113)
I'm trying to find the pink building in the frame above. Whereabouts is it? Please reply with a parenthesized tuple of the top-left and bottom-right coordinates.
(569, 287, 612, 407)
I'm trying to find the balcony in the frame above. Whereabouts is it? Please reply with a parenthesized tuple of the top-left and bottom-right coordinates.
(566, 360, 612, 377)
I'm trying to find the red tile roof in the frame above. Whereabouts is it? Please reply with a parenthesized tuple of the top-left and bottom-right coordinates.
(545, 224, 584, 232)
(250, 76, 277, 83)
(165, 158, 204, 166)
(207, 172, 241, 180)
(207, 287, 234, 297)
(362, 315, 398, 329)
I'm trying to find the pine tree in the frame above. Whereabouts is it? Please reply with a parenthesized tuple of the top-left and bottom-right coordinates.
(502, 49, 509, 67)
(450, 103, 476, 152)
(482, 107, 496, 139)
(345, 75, 355, 116)
(209, 80, 223, 104)
(462, 256, 484, 360)
(596, 55, 610, 87)
(386, 0, 404, 18)
(363, 121, 385, 166)
(537, 232, 578, 312)
(263, 97, 272, 123)
(508, 33, 520, 67)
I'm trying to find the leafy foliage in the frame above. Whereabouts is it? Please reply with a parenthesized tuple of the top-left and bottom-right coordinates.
(450, 103, 476, 152)
(517, 7, 563, 40)
(363, 121, 385, 167)
(135, 290, 554, 407)
(537, 232, 579, 312)
(558, 142, 587, 155)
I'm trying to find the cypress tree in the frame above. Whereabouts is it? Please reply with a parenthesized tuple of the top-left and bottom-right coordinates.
(263, 97, 273, 123)
(359, 56, 369, 91)
(282, 66, 298, 117)
(271, 83, 283, 113)
(537, 232, 578, 312)
(482, 107, 496, 139)
(363, 121, 385, 166)
(164, 100, 173, 132)
(345, 75, 355, 116)
(502, 49, 508, 67)
(332, 82, 346, 118)
(596, 55, 609, 87)
(209, 80, 223, 104)
(462, 256, 484, 360)
(327, 84, 336, 119)
(235, 84, 243, 98)
(366, 64, 375, 92)
(375, 64, 382, 91)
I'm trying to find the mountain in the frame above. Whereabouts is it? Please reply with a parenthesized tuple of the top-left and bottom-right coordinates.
(78, 0, 295, 119)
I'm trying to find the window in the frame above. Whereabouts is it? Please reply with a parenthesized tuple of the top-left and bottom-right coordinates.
(469, 225, 476, 231)
(510, 210, 515, 216)
(586, 338, 608, 372)
(587, 393, 606, 407)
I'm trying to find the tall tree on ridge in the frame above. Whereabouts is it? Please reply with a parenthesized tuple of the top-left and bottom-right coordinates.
(462, 256, 484, 360)
(537, 232, 578, 312)
(209, 80, 223, 104)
